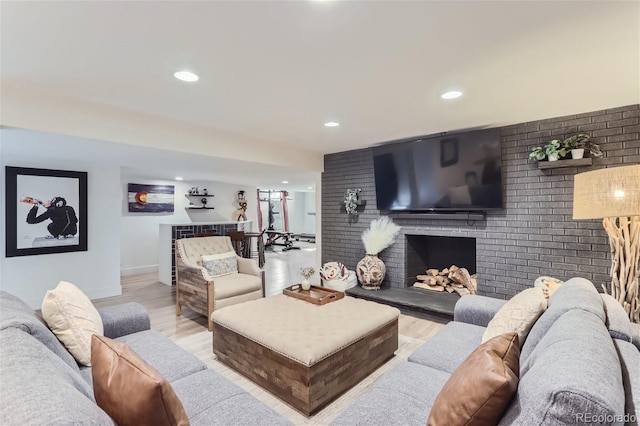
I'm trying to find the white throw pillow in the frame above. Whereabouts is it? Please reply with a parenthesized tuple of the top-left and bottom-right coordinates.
(41, 281, 104, 366)
(482, 287, 547, 347)
(533, 276, 564, 299)
(202, 251, 238, 277)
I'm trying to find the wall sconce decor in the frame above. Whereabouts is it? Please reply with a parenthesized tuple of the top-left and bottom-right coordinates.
(344, 188, 362, 215)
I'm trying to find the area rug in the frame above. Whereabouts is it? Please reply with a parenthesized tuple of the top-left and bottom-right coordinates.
(173, 331, 426, 425)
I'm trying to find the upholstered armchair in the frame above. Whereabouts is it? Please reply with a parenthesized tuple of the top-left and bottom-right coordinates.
(175, 236, 265, 331)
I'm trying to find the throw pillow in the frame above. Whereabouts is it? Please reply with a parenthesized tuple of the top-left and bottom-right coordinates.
(427, 332, 520, 426)
(41, 281, 104, 366)
(534, 276, 564, 299)
(483, 287, 547, 346)
(202, 251, 238, 277)
(91, 335, 190, 426)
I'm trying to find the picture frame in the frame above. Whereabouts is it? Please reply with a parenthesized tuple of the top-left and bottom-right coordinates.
(440, 137, 459, 167)
(127, 183, 175, 213)
(5, 166, 88, 257)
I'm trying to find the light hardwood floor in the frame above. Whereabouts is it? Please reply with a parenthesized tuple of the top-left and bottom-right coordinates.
(94, 248, 445, 425)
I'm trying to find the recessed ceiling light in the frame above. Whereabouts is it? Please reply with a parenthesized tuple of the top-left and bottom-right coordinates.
(441, 91, 462, 100)
(175, 176, 184, 181)
(174, 71, 199, 82)
(324, 121, 340, 127)
(282, 180, 289, 184)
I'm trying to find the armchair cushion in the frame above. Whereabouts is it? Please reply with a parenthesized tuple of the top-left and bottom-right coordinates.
(237, 256, 261, 277)
(202, 251, 238, 277)
(214, 274, 263, 300)
(177, 236, 235, 267)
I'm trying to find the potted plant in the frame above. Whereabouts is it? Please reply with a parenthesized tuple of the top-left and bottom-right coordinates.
(529, 146, 546, 162)
(545, 139, 564, 161)
(299, 267, 315, 291)
(528, 139, 571, 162)
(563, 134, 602, 159)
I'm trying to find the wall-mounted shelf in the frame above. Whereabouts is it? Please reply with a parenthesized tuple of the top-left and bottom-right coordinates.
(538, 158, 593, 170)
(185, 194, 214, 209)
(388, 212, 486, 221)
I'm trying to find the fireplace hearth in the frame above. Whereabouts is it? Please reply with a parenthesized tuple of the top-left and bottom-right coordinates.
(347, 234, 478, 319)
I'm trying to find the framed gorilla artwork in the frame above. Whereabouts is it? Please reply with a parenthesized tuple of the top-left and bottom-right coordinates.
(5, 166, 88, 257)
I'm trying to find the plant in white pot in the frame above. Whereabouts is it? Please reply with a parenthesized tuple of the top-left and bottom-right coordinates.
(545, 139, 567, 161)
(299, 267, 315, 291)
(563, 134, 602, 159)
(528, 146, 546, 162)
(356, 217, 400, 290)
(529, 140, 569, 162)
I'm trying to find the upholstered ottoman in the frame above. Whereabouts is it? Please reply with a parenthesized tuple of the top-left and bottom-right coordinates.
(212, 295, 400, 416)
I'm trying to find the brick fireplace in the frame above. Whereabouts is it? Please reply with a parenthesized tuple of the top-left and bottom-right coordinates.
(322, 104, 638, 306)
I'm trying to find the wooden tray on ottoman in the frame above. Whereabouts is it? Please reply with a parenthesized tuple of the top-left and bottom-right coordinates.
(283, 284, 344, 305)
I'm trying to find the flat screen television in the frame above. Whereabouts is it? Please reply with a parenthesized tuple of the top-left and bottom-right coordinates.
(373, 128, 502, 212)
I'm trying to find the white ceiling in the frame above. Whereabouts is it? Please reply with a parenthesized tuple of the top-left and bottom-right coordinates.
(1, 1, 639, 184)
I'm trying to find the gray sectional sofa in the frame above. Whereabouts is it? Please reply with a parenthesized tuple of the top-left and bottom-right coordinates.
(0, 291, 290, 426)
(2, 278, 639, 425)
(333, 278, 640, 425)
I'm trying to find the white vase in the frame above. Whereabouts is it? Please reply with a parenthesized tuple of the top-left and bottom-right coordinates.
(356, 254, 386, 290)
(301, 279, 311, 291)
(571, 148, 585, 159)
(548, 153, 559, 162)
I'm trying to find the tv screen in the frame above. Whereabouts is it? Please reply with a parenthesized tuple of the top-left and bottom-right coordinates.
(373, 128, 502, 212)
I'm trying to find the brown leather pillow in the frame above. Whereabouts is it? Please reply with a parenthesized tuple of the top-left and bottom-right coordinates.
(91, 335, 190, 426)
(427, 332, 520, 426)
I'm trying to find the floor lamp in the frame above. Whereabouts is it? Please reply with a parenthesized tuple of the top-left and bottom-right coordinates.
(573, 164, 640, 324)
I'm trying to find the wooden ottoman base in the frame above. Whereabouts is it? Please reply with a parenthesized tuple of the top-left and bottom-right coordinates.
(213, 318, 398, 416)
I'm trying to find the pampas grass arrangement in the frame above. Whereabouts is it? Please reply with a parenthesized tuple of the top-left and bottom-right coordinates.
(362, 216, 400, 254)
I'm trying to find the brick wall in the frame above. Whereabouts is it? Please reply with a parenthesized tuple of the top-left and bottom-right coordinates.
(322, 104, 640, 299)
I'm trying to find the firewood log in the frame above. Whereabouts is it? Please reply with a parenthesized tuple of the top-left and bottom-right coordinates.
(453, 286, 471, 296)
(426, 269, 439, 276)
(449, 267, 476, 295)
(413, 282, 445, 292)
(439, 268, 449, 276)
(434, 275, 445, 285)
(445, 286, 455, 293)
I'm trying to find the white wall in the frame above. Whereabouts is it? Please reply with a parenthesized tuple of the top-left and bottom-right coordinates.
(303, 191, 316, 235)
(0, 128, 260, 308)
(1, 129, 122, 308)
(2, 87, 324, 172)
(286, 191, 316, 235)
(120, 174, 257, 275)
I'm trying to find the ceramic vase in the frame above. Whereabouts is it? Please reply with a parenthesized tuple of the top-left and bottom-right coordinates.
(301, 279, 311, 291)
(571, 148, 585, 159)
(548, 153, 559, 162)
(356, 254, 386, 290)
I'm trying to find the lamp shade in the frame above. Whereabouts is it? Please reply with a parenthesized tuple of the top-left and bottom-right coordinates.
(573, 164, 640, 219)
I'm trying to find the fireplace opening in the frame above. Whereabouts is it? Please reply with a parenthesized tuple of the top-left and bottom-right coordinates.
(405, 235, 476, 288)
